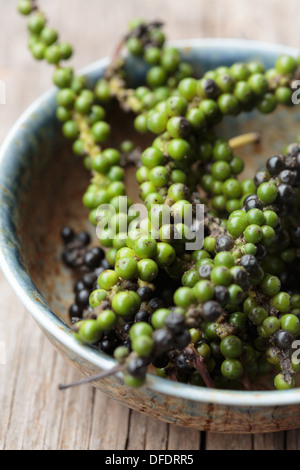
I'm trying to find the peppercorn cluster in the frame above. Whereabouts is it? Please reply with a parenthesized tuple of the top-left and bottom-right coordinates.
(18, 0, 300, 391)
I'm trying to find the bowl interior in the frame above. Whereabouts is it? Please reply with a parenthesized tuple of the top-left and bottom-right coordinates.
(1, 39, 300, 404)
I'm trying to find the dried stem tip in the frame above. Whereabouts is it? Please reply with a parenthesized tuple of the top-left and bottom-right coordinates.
(229, 132, 261, 149)
(58, 364, 124, 391)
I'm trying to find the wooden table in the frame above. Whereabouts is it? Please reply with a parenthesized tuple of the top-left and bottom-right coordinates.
(1, 0, 300, 450)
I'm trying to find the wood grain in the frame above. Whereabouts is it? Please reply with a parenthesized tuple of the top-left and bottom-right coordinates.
(1, 0, 300, 450)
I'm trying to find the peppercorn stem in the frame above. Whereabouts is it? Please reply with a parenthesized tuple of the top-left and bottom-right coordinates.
(166, 367, 178, 382)
(109, 37, 126, 71)
(58, 364, 124, 390)
(188, 346, 215, 388)
(241, 369, 252, 391)
(229, 132, 261, 149)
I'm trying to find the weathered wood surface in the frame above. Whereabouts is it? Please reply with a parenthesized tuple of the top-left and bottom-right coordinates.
(1, 0, 300, 450)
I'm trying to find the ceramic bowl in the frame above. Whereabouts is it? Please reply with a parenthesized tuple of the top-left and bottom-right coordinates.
(1, 38, 300, 433)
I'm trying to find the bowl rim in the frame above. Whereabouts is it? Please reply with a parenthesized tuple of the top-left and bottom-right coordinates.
(1, 37, 300, 407)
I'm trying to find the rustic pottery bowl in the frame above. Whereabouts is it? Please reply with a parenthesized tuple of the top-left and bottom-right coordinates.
(1, 39, 300, 433)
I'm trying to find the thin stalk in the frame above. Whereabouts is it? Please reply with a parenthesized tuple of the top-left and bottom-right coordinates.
(188, 347, 215, 389)
(58, 364, 124, 391)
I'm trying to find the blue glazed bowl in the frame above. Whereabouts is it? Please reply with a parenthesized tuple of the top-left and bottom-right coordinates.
(2, 39, 300, 433)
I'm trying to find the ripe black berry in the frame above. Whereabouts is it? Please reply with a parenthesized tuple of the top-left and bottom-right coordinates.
(61, 226, 74, 244)
(266, 155, 286, 176)
(215, 235, 234, 253)
(135, 310, 150, 323)
(149, 298, 165, 311)
(123, 323, 132, 334)
(202, 301, 223, 322)
(287, 144, 300, 159)
(82, 272, 98, 288)
(62, 249, 78, 268)
(277, 184, 297, 205)
(279, 169, 296, 185)
(136, 286, 154, 302)
(127, 358, 147, 379)
(173, 330, 191, 349)
(273, 330, 294, 350)
(152, 355, 169, 368)
(69, 303, 82, 318)
(254, 170, 271, 187)
(176, 353, 190, 372)
(153, 329, 174, 356)
(75, 289, 91, 308)
(100, 339, 116, 355)
(74, 280, 86, 293)
(244, 195, 263, 211)
(84, 248, 104, 269)
(76, 231, 91, 246)
(165, 313, 185, 334)
(214, 285, 230, 304)
(255, 244, 267, 261)
(240, 255, 259, 275)
(202, 78, 219, 98)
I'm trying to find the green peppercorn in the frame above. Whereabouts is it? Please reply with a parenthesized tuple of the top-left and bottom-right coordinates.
(174, 287, 195, 308)
(227, 213, 248, 238)
(97, 310, 117, 331)
(112, 291, 140, 318)
(274, 373, 295, 390)
(257, 182, 278, 204)
(260, 274, 281, 296)
(211, 161, 231, 181)
(262, 316, 280, 336)
(220, 335, 242, 359)
(18, 0, 33, 15)
(275, 55, 297, 75)
(248, 73, 269, 96)
(178, 78, 197, 100)
(151, 309, 171, 329)
(221, 359, 243, 380)
(44, 45, 61, 64)
(28, 13, 46, 34)
(257, 93, 277, 114)
(124, 374, 146, 388)
(92, 121, 111, 143)
(211, 266, 233, 286)
(78, 320, 103, 344)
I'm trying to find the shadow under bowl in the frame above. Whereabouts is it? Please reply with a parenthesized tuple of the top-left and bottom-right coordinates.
(2, 39, 300, 433)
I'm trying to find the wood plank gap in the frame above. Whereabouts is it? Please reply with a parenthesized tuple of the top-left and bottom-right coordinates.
(125, 409, 133, 450)
(200, 431, 206, 451)
(87, 387, 96, 450)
